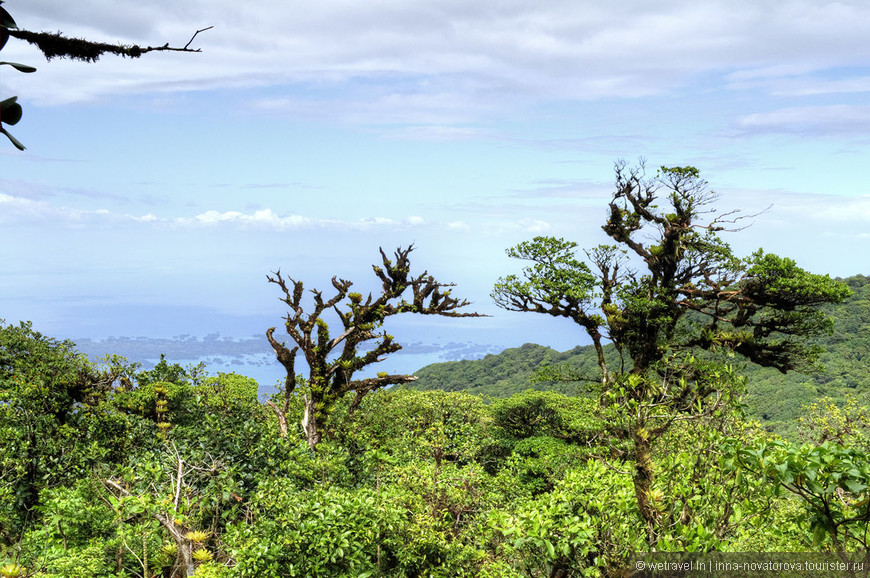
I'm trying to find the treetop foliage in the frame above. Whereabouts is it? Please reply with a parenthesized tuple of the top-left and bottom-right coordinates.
(494, 161, 850, 378)
(492, 160, 851, 546)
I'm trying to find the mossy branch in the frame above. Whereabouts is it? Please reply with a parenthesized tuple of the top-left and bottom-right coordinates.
(8, 26, 212, 62)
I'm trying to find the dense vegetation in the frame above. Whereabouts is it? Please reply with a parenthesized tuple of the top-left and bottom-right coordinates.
(1, 298, 866, 576)
(411, 274, 870, 440)
(2, 320, 870, 577)
(2, 164, 868, 577)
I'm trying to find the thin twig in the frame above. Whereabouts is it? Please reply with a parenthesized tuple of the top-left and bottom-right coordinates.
(183, 26, 213, 50)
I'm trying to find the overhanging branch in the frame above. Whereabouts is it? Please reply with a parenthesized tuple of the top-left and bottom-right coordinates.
(8, 25, 213, 62)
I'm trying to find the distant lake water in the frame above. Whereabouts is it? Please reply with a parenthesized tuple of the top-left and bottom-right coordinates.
(155, 351, 454, 398)
(73, 335, 505, 398)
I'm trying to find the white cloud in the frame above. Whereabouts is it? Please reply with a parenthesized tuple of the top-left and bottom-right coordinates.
(172, 209, 427, 231)
(518, 218, 551, 233)
(736, 105, 870, 136)
(0, 194, 438, 231)
(0, 193, 150, 224)
(0, 192, 582, 237)
(357, 216, 397, 226)
(6, 0, 870, 125)
(808, 196, 870, 222)
(185, 208, 315, 229)
(0, 192, 76, 220)
(775, 77, 870, 97)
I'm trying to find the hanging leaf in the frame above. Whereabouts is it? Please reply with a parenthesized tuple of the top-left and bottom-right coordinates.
(1, 2, 16, 51)
(0, 5, 16, 30)
(1, 96, 22, 126)
(1, 101, 22, 125)
(0, 61, 36, 73)
(0, 126, 25, 150)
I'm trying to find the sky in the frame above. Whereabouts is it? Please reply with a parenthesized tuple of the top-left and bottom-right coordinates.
(2, 0, 870, 374)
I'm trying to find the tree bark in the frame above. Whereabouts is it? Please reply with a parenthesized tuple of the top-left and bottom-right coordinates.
(155, 513, 195, 577)
(301, 396, 320, 451)
(631, 429, 658, 549)
(266, 400, 289, 438)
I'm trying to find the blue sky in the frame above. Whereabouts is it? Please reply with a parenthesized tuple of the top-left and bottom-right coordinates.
(2, 0, 870, 367)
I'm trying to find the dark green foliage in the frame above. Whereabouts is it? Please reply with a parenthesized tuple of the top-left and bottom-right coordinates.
(489, 390, 603, 444)
(225, 481, 407, 577)
(113, 355, 206, 427)
(723, 251, 851, 373)
(412, 275, 870, 441)
(0, 320, 114, 418)
(492, 391, 566, 439)
(0, 320, 138, 534)
(501, 436, 584, 495)
(730, 439, 870, 551)
(411, 343, 606, 396)
(0, 259, 863, 573)
(734, 274, 870, 437)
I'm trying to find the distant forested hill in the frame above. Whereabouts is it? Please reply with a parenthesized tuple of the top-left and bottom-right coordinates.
(410, 274, 870, 439)
(411, 342, 600, 396)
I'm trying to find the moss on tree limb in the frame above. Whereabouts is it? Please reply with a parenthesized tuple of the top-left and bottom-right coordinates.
(7, 26, 212, 62)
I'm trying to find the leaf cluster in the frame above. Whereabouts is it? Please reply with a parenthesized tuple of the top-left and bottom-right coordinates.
(730, 439, 870, 551)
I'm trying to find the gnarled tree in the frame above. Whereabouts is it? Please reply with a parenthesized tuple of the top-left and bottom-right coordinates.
(267, 245, 482, 451)
(493, 161, 851, 547)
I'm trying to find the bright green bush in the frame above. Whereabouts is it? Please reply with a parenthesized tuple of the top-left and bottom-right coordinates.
(491, 459, 641, 576)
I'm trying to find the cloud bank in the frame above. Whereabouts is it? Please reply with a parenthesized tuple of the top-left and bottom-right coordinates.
(5, 0, 870, 123)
